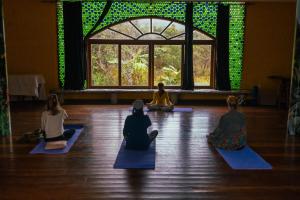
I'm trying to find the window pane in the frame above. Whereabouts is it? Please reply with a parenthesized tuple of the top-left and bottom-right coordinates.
(91, 44, 118, 86)
(171, 34, 185, 40)
(110, 21, 141, 39)
(193, 45, 212, 86)
(154, 45, 181, 86)
(91, 29, 133, 40)
(131, 19, 150, 34)
(121, 45, 149, 86)
(138, 34, 165, 40)
(193, 30, 213, 40)
(152, 18, 170, 33)
(162, 22, 185, 39)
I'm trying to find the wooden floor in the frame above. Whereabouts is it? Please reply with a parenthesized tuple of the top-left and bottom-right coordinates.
(1, 103, 300, 199)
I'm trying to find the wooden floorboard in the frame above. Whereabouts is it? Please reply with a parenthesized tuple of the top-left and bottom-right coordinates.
(0, 103, 300, 199)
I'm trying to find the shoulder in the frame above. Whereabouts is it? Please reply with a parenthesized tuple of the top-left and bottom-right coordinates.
(226, 110, 245, 118)
(126, 115, 133, 120)
(42, 111, 49, 117)
(144, 115, 151, 124)
(61, 109, 67, 115)
(237, 111, 246, 119)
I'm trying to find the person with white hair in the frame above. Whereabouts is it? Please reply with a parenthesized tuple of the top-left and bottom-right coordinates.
(207, 95, 247, 150)
(123, 100, 158, 150)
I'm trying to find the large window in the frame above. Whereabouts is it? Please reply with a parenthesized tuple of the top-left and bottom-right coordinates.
(88, 17, 215, 88)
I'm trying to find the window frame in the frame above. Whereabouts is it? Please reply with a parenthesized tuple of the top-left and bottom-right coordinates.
(87, 17, 216, 89)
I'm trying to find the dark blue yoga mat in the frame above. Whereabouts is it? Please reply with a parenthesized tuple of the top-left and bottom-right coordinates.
(216, 146, 272, 170)
(113, 140, 156, 169)
(129, 107, 193, 112)
(30, 125, 84, 155)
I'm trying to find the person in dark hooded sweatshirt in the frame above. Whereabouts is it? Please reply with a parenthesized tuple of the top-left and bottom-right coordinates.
(123, 100, 158, 150)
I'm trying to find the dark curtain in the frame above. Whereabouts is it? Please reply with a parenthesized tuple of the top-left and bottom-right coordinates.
(82, 1, 112, 89)
(182, 2, 194, 90)
(0, 0, 11, 136)
(216, 4, 231, 90)
(63, 2, 85, 90)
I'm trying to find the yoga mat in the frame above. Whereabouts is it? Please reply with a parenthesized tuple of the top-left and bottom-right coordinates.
(129, 107, 193, 112)
(30, 125, 84, 154)
(113, 140, 156, 169)
(216, 146, 272, 170)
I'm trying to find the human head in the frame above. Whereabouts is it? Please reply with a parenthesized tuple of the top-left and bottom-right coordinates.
(132, 99, 144, 115)
(227, 95, 238, 110)
(47, 94, 60, 115)
(158, 82, 164, 92)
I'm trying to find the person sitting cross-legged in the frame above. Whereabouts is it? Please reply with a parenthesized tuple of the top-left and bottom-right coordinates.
(206, 95, 247, 150)
(41, 94, 75, 143)
(146, 82, 174, 112)
(123, 100, 158, 150)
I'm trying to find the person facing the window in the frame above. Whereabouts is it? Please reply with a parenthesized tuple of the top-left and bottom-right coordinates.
(206, 95, 247, 150)
(146, 82, 174, 112)
(123, 100, 158, 150)
(41, 94, 75, 142)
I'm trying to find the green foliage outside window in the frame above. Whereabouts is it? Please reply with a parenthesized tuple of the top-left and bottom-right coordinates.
(121, 45, 149, 86)
(154, 45, 181, 86)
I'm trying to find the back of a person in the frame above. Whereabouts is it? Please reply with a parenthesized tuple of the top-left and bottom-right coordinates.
(219, 110, 246, 149)
(221, 110, 245, 136)
(125, 114, 151, 150)
(207, 96, 247, 150)
(43, 110, 65, 139)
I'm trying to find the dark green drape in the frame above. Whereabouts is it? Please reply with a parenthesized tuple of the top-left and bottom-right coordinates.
(182, 2, 194, 90)
(216, 4, 231, 90)
(63, 2, 85, 90)
(63, 1, 112, 90)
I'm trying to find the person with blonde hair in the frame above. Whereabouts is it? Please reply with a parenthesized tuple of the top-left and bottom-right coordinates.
(207, 95, 247, 150)
(146, 82, 174, 112)
(41, 94, 75, 142)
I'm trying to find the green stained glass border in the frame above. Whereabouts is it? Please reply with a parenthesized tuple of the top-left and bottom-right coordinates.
(82, 1, 107, 37)
(57, 2, 65, 88)
(57, 2, 245, 89)
(90, 2, 187, 34)
(229, 4, 245, 90)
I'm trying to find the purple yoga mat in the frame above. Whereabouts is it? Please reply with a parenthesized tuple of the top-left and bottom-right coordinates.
(216, 146, 272, 170)
(129, 107, 193, 112)
(30, 127, 83, 154)
(113, 140, 156, 169)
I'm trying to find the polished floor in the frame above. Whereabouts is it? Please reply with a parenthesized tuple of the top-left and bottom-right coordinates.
(1, 103, 300, 199)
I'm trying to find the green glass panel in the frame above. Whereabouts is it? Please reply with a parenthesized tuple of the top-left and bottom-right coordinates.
(193, 2, 217, 37)
(82, 1, 106, 37)
(229, 4, 245, 89)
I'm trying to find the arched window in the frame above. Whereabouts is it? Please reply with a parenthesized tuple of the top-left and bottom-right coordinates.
(88, 17, 215, 88)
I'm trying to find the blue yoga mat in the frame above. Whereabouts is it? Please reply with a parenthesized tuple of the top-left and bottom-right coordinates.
(30, 125, 84, 155)
(129, 107, 193, 112)
(216, 146, 272, 170)
(113, 140, 156, 169)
